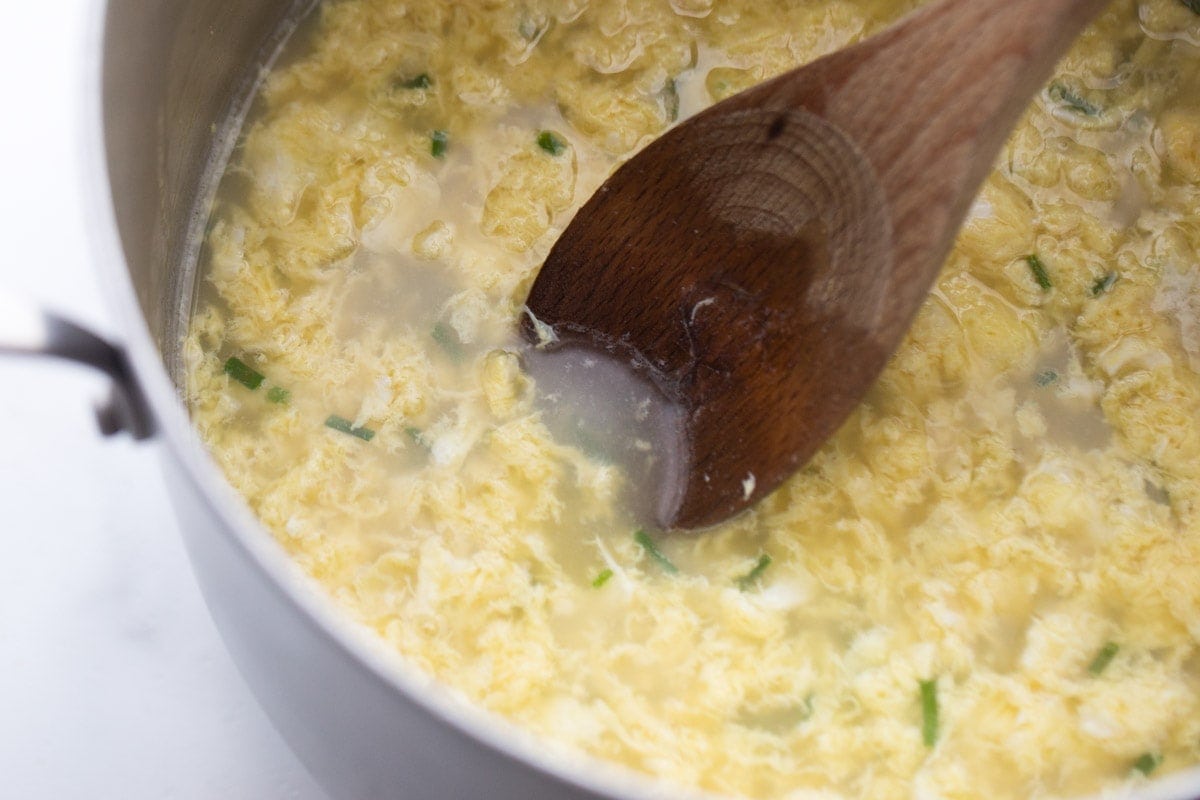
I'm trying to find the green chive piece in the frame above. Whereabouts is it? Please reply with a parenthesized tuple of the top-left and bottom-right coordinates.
(396, 73, 432, 90)
(431, 129, 449, 159)
(1048, 82, 1101, 116)
(537, 130, 566, 156)
(635, 529, 678, 574)
(735, 554, 773, 590)
(224, 357, 265, 390)
(1035, 369, 1058, 387)
(266, 386, 291, 404)
(1092, 272, 1119, 296)
(1133, 753, 1162, 776)
(1181, 0, 1199, 16)
(920, 679, 939, 747)
(404, 426, 427, 448)
(592, 568, 614, 588)
(799, 693, 816, 721)
(325, 415, 375, 442)
(1089, 642, 1119, 676)
(431, 322, 464, 360)
(661, 78, 680, 123)
(1026, 254, 1053, 291)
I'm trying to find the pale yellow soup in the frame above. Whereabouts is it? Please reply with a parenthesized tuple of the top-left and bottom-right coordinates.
(185, 0, 1200, 797)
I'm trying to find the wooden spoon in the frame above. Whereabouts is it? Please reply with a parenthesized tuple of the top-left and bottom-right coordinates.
(522, 0, 1109, 530)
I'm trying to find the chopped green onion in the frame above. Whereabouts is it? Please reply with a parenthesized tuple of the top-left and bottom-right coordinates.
(1048, 82, 1101, 116)
(431, 322, 464, 360)
(325, 415, 375, 442)
(1092, 272, 1119, 296)
(537, 130, 566, 156)
(635, 529, 678, 574)
(661, 78, 680, 123)
(1035, 369, 1058, 387)
(1026, 254, 1052, 291)
(266, 386, 291, 404)
(1133, 753, 1162, 776)
(396, 73, 432, 90)
(920, 679, 939, 747)
(592, 568, 614, 588)
(1088, 642, 1119, 676)
(735, 554, 773, 590)
(800, 692, 816, 721)
(1182, 0, 1199, 15)
(404, 426, 427, 447)
(431, 129, 449, 159)
(224, 356, 265, 390)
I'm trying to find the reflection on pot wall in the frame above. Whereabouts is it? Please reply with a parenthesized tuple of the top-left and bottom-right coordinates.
(102, 0, 303, 366)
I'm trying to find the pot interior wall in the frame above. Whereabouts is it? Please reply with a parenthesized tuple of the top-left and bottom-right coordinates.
(102, 0, 308, 380)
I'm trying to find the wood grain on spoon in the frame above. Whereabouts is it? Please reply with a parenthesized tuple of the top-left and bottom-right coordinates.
(522, 0, 1110, 530)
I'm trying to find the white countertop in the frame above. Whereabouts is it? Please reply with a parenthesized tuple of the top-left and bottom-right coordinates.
(0, 4, 327, 798)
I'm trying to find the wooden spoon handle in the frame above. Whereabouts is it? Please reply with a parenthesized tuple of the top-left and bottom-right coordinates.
(724, 0, 1111, 336)
(822, 0, 1110, 198)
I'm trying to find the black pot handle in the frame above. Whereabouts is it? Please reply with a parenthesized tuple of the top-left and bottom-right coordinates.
(0, 292, 155, 440)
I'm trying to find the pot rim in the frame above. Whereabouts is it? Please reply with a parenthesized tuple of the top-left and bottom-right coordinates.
(80, 4, 1200, 800)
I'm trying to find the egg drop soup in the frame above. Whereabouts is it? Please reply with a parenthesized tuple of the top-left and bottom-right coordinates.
(186, 1, 1200, 797)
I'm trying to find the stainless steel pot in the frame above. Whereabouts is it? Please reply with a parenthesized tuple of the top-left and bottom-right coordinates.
(1, 1, 1198, 798)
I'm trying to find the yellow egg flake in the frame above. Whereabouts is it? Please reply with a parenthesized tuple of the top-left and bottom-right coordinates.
(945, 280, 1038, 373)
(1063, 141, 1120, 201)
(412, 219, 453, 260)
(481, 147, 576, 251)
(1014, 401, 1048, 439)
(185, 0, 1200, 796)
(555, 79, 669, 154)
(1139, 0, 1200, 44)
(481, 349, 529, 418)
(704, 66, 760, 102)
(1158, 106, 1200, 184)
(668, 0, 713, 18)
(956, 176, 1036, 274)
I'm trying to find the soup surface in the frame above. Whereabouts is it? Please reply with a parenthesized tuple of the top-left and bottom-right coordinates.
(186, 0, 1200, 797)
